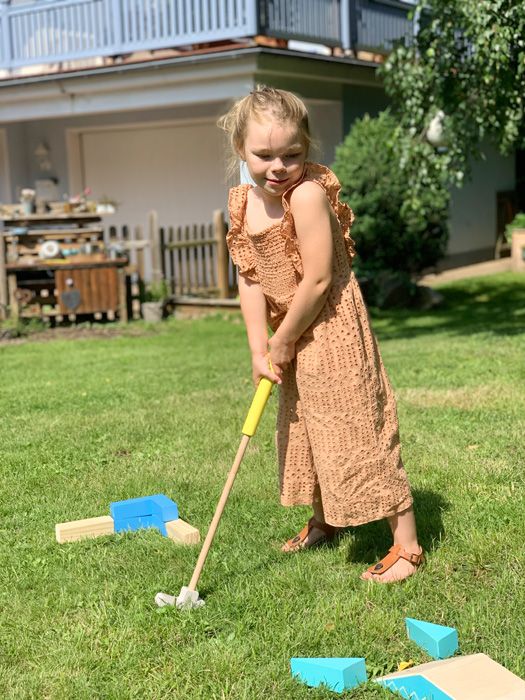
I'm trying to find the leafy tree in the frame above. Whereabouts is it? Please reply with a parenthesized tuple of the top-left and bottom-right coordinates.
(333, 111, 449, 306)
(382, 0, 525, 190)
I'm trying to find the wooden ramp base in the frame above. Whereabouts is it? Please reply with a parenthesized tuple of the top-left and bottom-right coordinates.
(377, 653, 525, 700)
(56, 515, 199, 545)
(165, 518, 200, 545)
(55, 516, 115, 543)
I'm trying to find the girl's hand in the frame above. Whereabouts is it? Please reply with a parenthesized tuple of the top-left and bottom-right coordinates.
(268, 335, 295, 380)
(252, 352, 282, 386)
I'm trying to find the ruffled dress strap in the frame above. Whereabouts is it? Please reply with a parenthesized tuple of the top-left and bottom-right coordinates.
(281, 162, 356, 271)
(226, 185, 259, 282)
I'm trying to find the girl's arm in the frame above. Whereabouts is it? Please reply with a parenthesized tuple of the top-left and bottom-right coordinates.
(269, 181, 333, 372)
(238, 273, 282, 385)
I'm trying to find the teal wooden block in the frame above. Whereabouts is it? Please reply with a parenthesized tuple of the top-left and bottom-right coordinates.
(290, 657, 367, 693)
(406, 618, 458, 659)
(114, 514, 167, 536)
(377, 673, 454, 700)
(110, 494, 178, 523)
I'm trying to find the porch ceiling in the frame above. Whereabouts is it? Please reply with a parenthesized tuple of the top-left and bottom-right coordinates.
(0, 47, 380, 124)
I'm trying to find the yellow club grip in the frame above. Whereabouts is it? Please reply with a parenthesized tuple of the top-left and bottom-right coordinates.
(242, 377, 273, 437)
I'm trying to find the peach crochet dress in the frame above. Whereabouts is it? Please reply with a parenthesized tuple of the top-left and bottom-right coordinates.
(227, 162, 413, 527)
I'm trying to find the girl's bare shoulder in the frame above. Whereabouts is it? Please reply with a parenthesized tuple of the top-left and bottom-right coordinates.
(289, 179, 330, 212)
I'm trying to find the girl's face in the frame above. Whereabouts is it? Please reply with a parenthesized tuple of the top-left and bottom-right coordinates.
(241, 114, 307, 198)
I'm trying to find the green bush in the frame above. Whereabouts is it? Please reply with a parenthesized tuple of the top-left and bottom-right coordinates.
(505, 212, 525, 244)
(333, 111, 449, 305)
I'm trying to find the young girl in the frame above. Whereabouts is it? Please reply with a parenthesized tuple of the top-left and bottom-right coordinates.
(219, 86, 423, 583)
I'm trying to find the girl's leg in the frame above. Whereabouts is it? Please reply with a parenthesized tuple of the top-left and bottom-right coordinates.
(361, 505, 422, 583)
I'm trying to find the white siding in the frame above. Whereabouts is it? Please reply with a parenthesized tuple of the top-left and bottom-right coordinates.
(448, 144, 515, 256)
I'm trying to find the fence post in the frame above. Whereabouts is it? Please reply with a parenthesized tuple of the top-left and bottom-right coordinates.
(149, 210, 162, 284)
(0, 1, 12, 70)
(0, 220, 7, 320)
(214, 209, 229, 298)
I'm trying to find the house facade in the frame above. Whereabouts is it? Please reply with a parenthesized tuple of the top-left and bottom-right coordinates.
(0, 0, 516, 271)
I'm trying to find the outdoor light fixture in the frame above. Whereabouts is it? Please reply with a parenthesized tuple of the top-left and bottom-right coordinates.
(34, 141, 52, 172)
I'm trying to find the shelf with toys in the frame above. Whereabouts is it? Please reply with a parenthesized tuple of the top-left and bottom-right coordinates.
(0, 209, 128, 323)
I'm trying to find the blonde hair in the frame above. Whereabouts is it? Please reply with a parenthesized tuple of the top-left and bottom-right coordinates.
(218, 85, 314, 179)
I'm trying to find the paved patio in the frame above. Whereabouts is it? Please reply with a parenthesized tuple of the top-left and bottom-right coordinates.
(420, 258, 512, 286)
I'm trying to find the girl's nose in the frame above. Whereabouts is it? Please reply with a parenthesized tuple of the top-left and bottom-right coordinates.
(271, 158, 286, 172)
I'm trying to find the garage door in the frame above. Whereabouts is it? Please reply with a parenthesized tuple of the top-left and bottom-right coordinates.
(80, 121, 229, 235)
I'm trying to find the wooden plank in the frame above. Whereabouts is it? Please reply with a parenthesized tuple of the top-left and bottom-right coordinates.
(82, 267, 94, 313)
(106, 267, 119, 311)
(165, 518, 200, 545)
(199, 224, 206, 289)
(117, 268, 128, 321)
(205, 222, 214, 288)
(55, 270, 66, 314)
(191, 223, 199, 293)
(159, 226, 166, 279)
(90, 267, 102, 312)
(7, 273, 19, 320)
(214, 209, 229, 298)
(135, 225, 146, 280)
(168, 226, 176, 295)
(0, 231, 7, 320)
(3, 228, 103, 239)
(55, 515, 115, 543)
(1, 213, 102, 223)
(69, 270, 84, 314)
(184, 225, 191, 293)
(176, 226, 183, 296)
(149, 210, 162, 283)
(378, 653, 525, 699)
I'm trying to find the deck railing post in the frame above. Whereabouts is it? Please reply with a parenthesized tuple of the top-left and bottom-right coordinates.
(110, 0, 123, 53)
(246, 0, 259, 36)
(341, 0, 351, 50)
(0, 1, 12, 70)
(214, 209, 229, 298)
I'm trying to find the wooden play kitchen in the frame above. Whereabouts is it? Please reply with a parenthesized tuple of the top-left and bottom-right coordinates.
(0, 211, 128, 322)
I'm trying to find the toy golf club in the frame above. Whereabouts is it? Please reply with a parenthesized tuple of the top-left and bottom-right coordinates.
(155, 375, 274, 609)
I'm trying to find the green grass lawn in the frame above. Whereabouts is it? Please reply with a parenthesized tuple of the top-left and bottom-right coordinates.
(1, 272, 524, 699)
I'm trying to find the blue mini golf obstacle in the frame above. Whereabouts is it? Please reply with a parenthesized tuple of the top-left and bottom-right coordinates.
(55, 494, 199, 544)
(290, 657, 367, 693)
(405, 618, 459, 660)
(110, 494, 179, 536)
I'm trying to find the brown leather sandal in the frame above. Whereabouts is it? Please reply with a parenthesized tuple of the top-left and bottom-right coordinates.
(282, 517, 336, 553)
(362, 544, 424, 582)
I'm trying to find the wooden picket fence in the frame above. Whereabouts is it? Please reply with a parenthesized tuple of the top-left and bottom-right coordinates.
(105, 210, 236, 319)
(158, 210, 236, 298)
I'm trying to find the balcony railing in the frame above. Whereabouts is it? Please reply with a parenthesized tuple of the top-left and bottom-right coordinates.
(0, 0, 414, 71)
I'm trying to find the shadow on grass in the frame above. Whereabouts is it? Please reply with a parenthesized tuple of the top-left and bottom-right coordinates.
(370, 275, 525, 341)
(345, 488, 449, 565)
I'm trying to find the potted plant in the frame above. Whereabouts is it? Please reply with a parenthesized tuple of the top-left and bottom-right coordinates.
(20, 188, 36, 215)
(141, 279, 169, 322)
(505, 213, 525, 272)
